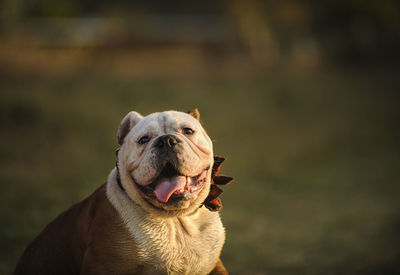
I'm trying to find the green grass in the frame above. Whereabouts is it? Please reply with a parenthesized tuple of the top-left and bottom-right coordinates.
(1, 67, 399, 274)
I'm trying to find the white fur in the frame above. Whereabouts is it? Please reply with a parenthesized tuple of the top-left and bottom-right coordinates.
(116, 110, 215, 217)
(120, 111, 213, 188)
(106, 169, 225, 275)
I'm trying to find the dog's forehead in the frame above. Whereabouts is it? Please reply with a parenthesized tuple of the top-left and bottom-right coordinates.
(135, 111, 199, 134)
(161, 111, 198, 126)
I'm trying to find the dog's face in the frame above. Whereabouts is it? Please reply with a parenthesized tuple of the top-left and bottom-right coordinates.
(116, 109, 213, 216)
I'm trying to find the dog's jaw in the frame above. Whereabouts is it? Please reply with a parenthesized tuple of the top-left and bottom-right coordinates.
(134, 165, 210, 204)
(118, 160, 212, 217)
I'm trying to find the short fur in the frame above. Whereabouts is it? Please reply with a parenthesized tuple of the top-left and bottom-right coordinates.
(15, 110, 228, 275)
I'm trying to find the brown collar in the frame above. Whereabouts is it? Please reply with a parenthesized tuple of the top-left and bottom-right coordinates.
(202, 156, 233, 211)
(115, 149, 125, 191)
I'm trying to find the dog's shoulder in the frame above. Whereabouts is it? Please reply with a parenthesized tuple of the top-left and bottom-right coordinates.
(15, 184, 142, 274)
(80, 184, 144, 273)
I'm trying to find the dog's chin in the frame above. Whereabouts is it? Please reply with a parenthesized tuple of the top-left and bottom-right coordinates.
(132, 163, 211, 214)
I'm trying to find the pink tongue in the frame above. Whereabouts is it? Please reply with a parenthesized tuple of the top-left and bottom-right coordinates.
(153, 176, 186, 202)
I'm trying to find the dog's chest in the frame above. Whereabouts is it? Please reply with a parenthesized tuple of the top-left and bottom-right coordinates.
(130, 211, 224, 275)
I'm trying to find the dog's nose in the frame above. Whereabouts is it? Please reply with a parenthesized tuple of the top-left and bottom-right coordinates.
(154, 134, 181, 149)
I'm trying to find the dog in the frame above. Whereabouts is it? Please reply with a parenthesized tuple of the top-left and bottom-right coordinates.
(15, 109, 229, 274)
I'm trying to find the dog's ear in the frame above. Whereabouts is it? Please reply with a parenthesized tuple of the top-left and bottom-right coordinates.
(187, 108, 200, 121)
(118, 111, 143, 145)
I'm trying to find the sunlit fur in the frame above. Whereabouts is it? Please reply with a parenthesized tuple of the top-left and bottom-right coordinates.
(107, 110, 226, 274)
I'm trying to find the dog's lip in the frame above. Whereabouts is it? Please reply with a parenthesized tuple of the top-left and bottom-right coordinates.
(133, 165, 210, 203)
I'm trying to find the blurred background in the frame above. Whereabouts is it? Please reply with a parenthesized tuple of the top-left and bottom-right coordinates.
(1, 0, 400, 274)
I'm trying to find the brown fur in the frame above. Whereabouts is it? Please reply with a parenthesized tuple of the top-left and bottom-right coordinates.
(14, 184, 227, 274)
(187, 108, 201, 121)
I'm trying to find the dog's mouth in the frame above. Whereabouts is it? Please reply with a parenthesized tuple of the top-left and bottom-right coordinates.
(136, 163, 209, 203)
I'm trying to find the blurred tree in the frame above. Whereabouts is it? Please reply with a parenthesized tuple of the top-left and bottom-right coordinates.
(229, 0, 279, 66)
(1, 0, 399, 65)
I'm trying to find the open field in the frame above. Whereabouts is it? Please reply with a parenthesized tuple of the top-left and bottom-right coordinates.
(1, 50, 399, 274)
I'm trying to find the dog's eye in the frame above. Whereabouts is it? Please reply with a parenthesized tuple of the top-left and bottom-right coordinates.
(182, 127, 195, 135)
(138, 136, 150, 145)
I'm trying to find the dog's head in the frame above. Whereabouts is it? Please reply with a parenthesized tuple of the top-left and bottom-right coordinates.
(116, 109, 213, 216)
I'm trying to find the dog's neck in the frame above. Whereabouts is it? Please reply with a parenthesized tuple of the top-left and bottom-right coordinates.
(107, 168, 141, 214)
(106, 168, 225, 274)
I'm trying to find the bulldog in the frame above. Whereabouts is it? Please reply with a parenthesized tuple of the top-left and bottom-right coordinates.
(15, 109, 229, 275)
